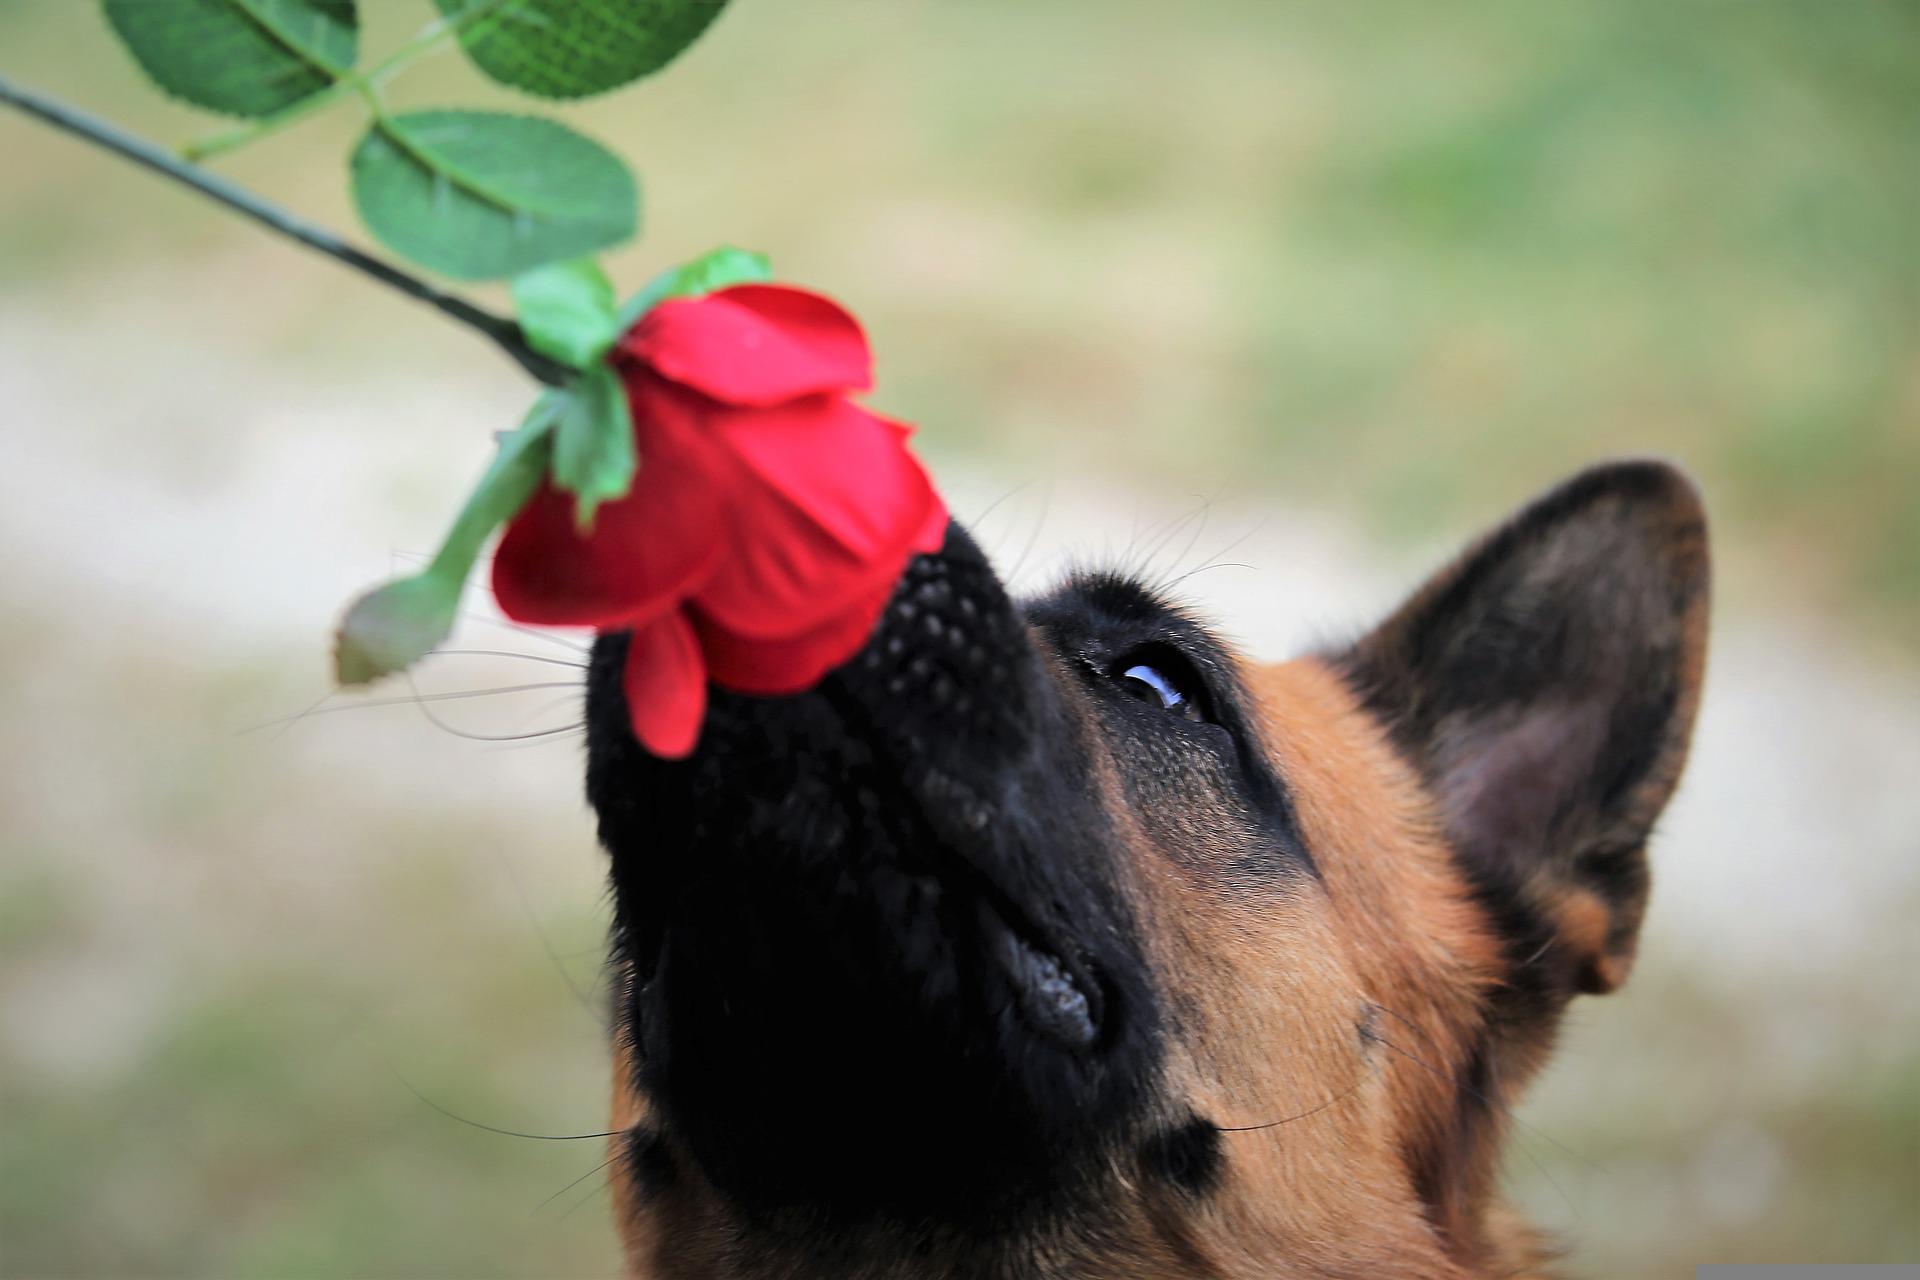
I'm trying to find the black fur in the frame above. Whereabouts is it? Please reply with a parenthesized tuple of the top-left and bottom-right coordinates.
(1140, 1116, 1225, 1198)
(587, 524, 1177, 1233)
(623, 1125, 679, 1204)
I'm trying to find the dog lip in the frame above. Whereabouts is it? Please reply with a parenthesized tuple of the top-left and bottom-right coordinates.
(910, 771, 1109, 1052)
(979, 895, 1104, 1052)
(997, 927, 1098, 1049)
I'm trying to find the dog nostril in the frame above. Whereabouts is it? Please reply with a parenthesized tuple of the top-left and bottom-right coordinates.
(856, 534, 1027, 728)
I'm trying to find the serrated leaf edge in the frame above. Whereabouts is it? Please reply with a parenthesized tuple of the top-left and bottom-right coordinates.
(224, 0, 357, 81)
(363, 110, 635, 225)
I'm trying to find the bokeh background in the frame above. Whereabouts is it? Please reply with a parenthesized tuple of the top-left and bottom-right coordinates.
(3, 2, 1917, 1275)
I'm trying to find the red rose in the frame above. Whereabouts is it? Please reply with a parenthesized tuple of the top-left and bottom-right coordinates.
(491, 284, 947, 758)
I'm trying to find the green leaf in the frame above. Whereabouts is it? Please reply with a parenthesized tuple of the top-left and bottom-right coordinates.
(552, 362, 636, 529)
(350, 110, 638, 281)
(101, 0, 357, 118)
(334, 398, 558, 685)
(617, 244, 771, 328)
(511, 258, 619, 368)
(434, 0, 729, 100)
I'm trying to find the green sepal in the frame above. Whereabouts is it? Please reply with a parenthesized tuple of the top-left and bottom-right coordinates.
(510, 258, 619, 369)
(617, 244, 771, 329)
(349, 110, 638, 281)
(433, 0, 730, 101)
(101, 0, 358, 119)
(334, 397, 558, 685)
(551, 362, 636, 531)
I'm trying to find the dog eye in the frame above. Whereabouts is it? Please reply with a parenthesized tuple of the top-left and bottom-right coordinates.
(1115, 659, 1206, 722)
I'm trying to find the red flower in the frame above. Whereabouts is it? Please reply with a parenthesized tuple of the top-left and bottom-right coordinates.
(491, 285, 948, 758)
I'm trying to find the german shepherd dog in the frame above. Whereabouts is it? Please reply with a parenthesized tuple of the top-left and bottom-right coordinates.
(583, 460, 1710, 1278)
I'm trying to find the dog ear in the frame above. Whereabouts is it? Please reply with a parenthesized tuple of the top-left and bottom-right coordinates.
(1340, 461, 1710, 996)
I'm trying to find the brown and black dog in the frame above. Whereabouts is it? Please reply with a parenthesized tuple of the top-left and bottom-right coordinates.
(582, 459, 1710, 1278)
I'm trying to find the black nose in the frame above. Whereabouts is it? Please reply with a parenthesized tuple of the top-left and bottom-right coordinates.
(582, 519, 1041, 862)
(838, 520, 1043, 766)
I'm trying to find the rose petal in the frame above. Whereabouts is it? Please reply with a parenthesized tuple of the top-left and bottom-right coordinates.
(877, 413, 950, 553)
(720, 397, 935, 562)
(694, 397, 940, 639)
(624, 285, 871, 406)
(694, 581, 894, 697)
(493, 378, 731, 628)
(623, 610, 707, 759)
(909, 493, 951, 556)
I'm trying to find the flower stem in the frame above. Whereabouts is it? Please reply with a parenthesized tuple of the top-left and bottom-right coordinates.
(180, 75, 356, 163)
(0, 73, 568, 388)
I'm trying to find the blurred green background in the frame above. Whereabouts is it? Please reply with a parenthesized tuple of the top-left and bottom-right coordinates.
(2, 2, 1916, 1275)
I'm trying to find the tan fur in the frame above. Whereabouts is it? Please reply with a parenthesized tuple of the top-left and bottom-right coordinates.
(609, 1030, 652, 1269)
(1115, 657, 1512, 1278)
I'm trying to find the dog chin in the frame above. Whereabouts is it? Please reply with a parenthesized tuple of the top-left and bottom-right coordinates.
(583, 524, 1161, 1224)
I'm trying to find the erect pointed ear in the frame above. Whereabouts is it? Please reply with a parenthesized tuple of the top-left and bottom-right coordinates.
(1339, 461, 1710, 997)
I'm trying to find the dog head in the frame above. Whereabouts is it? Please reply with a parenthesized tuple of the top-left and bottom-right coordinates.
(584, 460, 1709, 1278)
